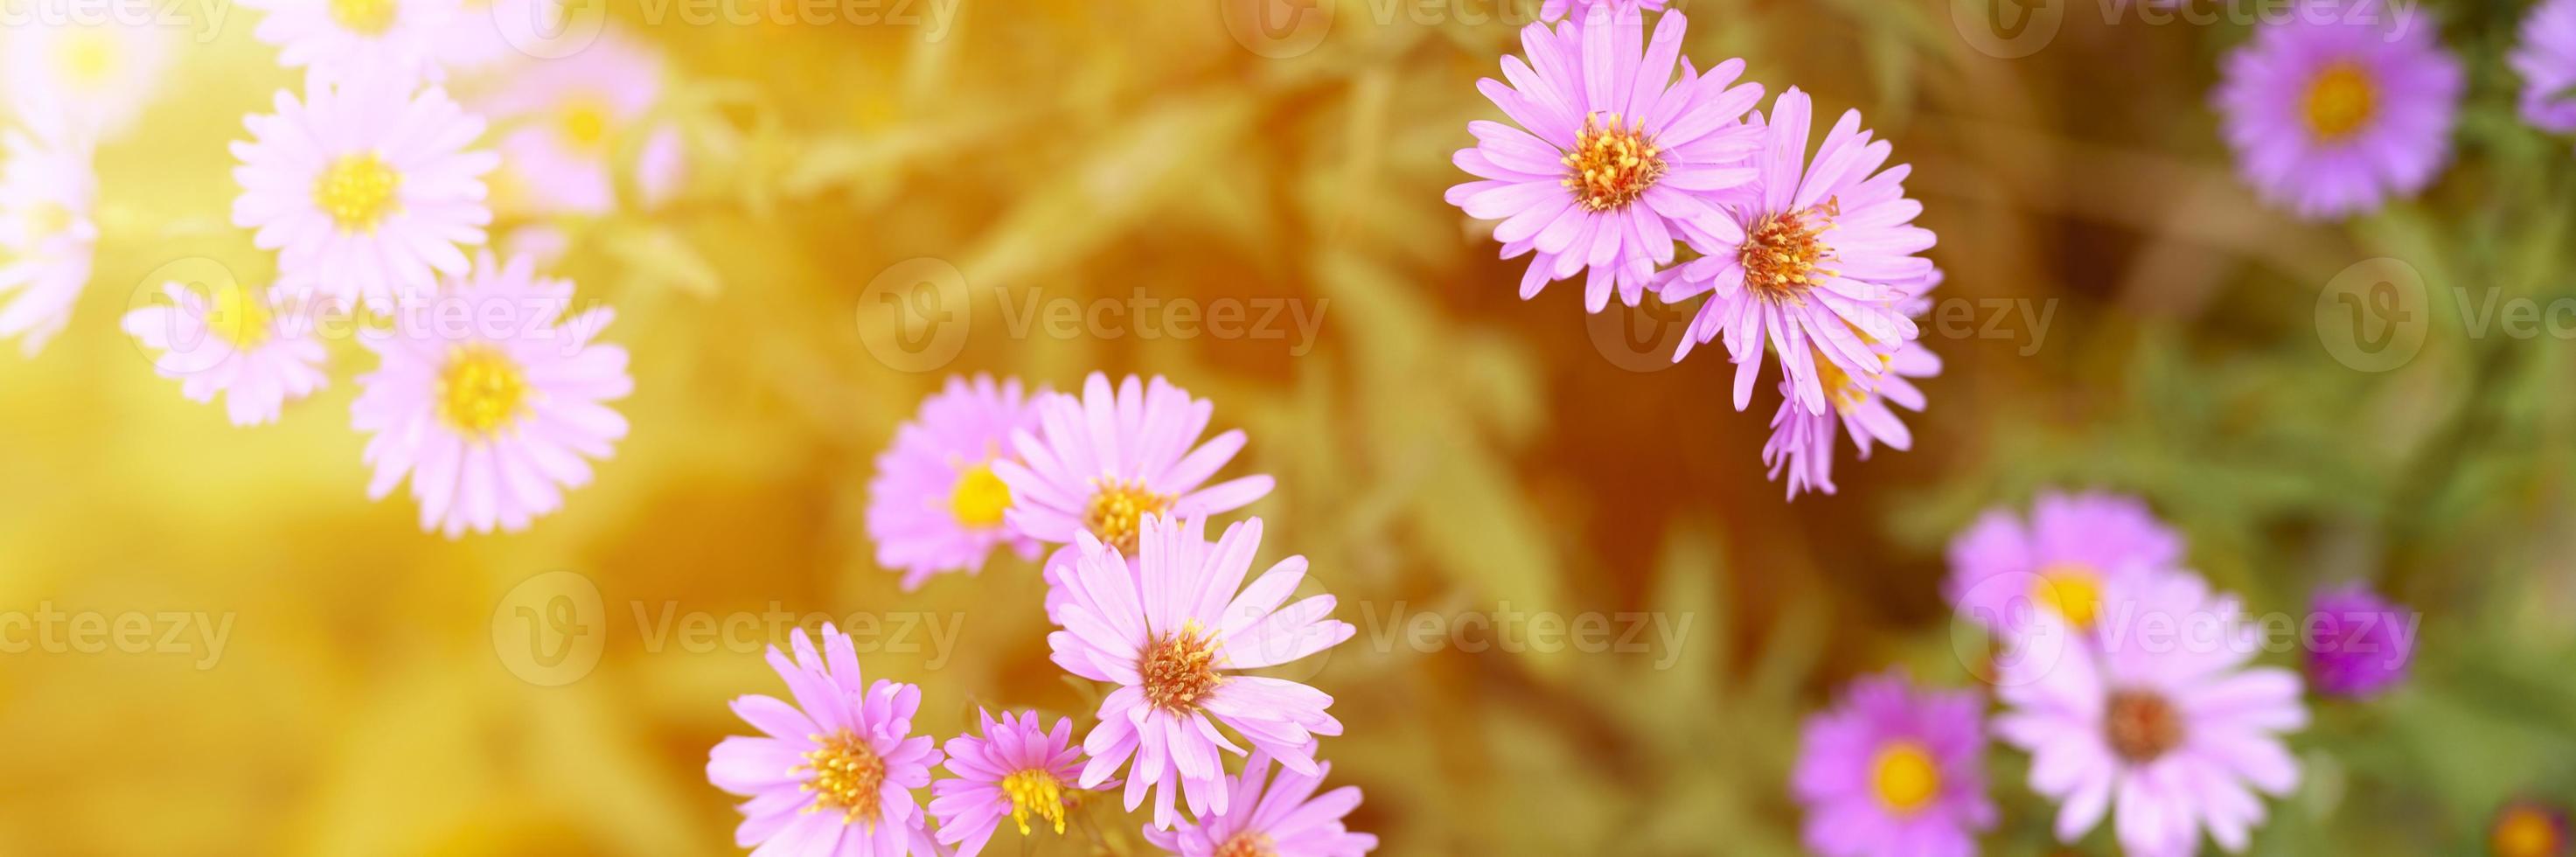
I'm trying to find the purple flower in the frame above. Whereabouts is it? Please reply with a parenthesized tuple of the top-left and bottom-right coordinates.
(707, 625, 943, 856)
(1995, 566, 2308, 857)
(1048, 514, 1354, 829)
(2305, 583, 2416, 699)
(1944, 491, 2183, 637)
(866, 374, 1047, 590)
(929, 710, 1090, 857)
(2512, 0, 2576, 134)
(2214, 0, 2462, 219)
(1141, 751, 1378, 856)
(992, 372, 1272, 563)
(1445, 9, 1763, 311)
(1793, 672, 1995, 857)
(1761, 339, 1938, 500)
(1656, 87, 1934, 417)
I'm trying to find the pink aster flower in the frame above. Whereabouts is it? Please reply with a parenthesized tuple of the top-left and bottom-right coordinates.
(1759, 339, 1939, 500)
(121, 282, 330, 426)
(707, 624, 943, 857)
(2303, 582, 2416, 699)
(0, 125, 95, 356)
(2, 14, 179, 140)
(2214, 0, 2462, 219)
(239, 0, 457, 87)
(351, 252, 630, 537)
(2513, 0, 2576, 134)
(992, 373, 1273, 564)
(929, 710, 1090, 857)
(867, 374, 1047, 590)
(1445, 10, 1764, 311)
(1793, 672, 1995, 857)
(1657, 86, 1934, 417)
(1995, 566, 2308, 857)
(1049, 514, 1354, 830)
(1141, 751, 1378, 857)
(232, 72, 499, 304)
(1944, 491, 2184, 638)
(464, 28, 686, 217)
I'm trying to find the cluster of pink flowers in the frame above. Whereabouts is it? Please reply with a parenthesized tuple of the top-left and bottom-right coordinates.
(714, 372, 1375, 855)
(1793, 490, 2422, 856)
(1444, 3, 1940, 500)
(81, 6, 692, 537)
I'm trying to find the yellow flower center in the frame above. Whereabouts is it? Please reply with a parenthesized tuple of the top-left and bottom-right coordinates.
(950, 463, 1012, 528)
(1138, 622, 1222, 714)
(1742, 200, 1838, 301)
(2493, 805, 2567, 857)
(436, 346, 532, 436)
(204, 283, 273, 350)
(1083, 479, 1173, 555)
(999, 768, 1069, 836)
(799, 729, 887, 826)
(1561, 112, 1663, 212)
(2031, 562, 2104, 630)
(2104, 689, 2185, 764)
(1215, 833, 1278, 857)
(2304, 62, 2376, 142)
(57, 30, 119, 85)
(315, 154, 401, 232)
(20, 202, 75, 247)
(1869, 741, 1940, 815)
(330, 0, 400, 35)
(558, 97, 615, 150)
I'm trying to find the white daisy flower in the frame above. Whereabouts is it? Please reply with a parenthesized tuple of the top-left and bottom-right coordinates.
(0, 127, 98, 356)
(238, 0, 459, 87)
(1, 14, 180, 139)
(122, 281, 330, 425)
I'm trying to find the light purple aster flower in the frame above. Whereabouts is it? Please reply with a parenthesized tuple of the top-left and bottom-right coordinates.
(1793, 672, 1995, 857)
(992, 373, 1273, 565)
(1656, 87, 1933, 417)
(1995, 566, 2308, 857)
(1944, 491, 2183, 637)
(706, 625, 943, 856)
(2304, 582, 2416, 699)
(1049, 513, 1354, 830)
(1140, 750, 1378, 857)
(1760, 338, 1939, 501)
(2214, 0, 2462, 219)
(867, 374, 1047, 590)
(2512, 0, 2576, 133)
(929, 709, 1090, 857)
(122, 281, 330, 426)
(1445, 9, 1764, 311)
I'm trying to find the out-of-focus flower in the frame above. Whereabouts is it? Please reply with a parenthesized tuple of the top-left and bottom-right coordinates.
(2492, 800, 2571, 857)
(1760, 340, 1938, 500)
(1, 17, 178, 140)
(1995, 566, 2308, 857)
(992, 373, 1272, 562)
(1656, 87, 1932, 417)
(1792, 672, 1995, 857)
(350, 252, 629, 537)
(929, 709, 1090, 857)
(1141, 750, 1378, 856)
(122, 282, 329, 425)
(2214, 0, 2462, 219)
(1049, 514, 1353, 830)
(867, 374, 1047, 589)
(707, 625, 943, 856)
(434, 0, 579, 71)
(2512, 0, 2576, 134)
(464, 28, 686, 217)
(0, 127, 95, 356)
(1444, 10, 1763, 311)
(1943, 491, 2184, 636)
(239, 0, 457, 87)
(2304, 582, 2416, 699)
(232, 73, 499, 304)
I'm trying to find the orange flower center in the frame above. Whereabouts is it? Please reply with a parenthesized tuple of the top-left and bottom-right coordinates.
(1561, 112, 1663, 212)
